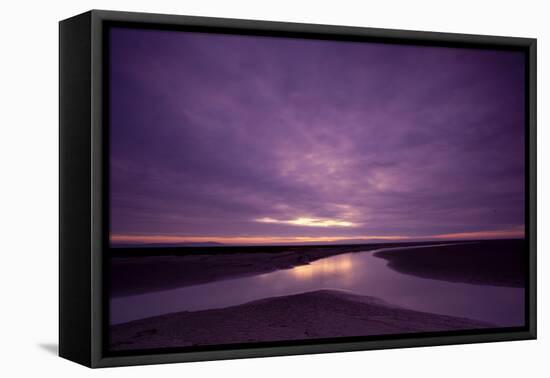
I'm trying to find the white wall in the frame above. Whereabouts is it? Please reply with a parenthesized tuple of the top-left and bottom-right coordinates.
(0, 0, 546, 376)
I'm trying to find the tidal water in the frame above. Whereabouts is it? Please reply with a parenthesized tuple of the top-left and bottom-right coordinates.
(110, 243, 524, 326)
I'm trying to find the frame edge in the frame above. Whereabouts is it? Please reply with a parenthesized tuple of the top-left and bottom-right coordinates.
(59, 11, 94, 368)
(84, 9, 537, 368)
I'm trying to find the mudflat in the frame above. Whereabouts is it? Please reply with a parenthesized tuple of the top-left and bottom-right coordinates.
(110, 289, 492, 351)
(374, 239, 526, 287)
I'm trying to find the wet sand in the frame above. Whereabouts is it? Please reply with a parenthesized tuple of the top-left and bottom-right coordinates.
(374, 239, 526, 287)
(110, 289, 493, 351)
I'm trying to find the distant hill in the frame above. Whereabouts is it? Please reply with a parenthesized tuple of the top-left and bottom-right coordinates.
(112, 239, 424, 248)
(112, 241, 225, 248)
(176, 242, 225, 247)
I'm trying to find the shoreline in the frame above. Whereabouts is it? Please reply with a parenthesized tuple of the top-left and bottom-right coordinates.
(374, 239, 526, 287)
(109, 240, 469, 296)
(110, 289, 493, 351)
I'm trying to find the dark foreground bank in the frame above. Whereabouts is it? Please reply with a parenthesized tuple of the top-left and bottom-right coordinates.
(374, 239, 526, 287)
(110, 289, 493, 351)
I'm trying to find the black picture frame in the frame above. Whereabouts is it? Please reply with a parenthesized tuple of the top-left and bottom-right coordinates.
(59, 9, 537, 368)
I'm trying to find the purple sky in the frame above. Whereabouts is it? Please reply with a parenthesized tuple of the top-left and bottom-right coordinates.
(109, 27, 525, 245)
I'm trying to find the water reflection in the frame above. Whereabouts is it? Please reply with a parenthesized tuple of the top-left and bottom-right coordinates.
(290, 255, 354, 279)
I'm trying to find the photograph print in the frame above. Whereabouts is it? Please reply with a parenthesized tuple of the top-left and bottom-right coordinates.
(107, 25, 528, 353)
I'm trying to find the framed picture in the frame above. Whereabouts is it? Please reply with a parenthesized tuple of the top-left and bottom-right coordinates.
(59, 10, 536, 368)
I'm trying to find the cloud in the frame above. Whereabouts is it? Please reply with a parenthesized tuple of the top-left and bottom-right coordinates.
(255, 217, 357, 228)
(109, 28, 525, 243)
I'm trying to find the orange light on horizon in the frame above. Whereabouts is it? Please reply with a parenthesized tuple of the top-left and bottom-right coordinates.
(430, 228, 525, 240)
(109, 233, 408, 245)
(110, 226, 524, 246)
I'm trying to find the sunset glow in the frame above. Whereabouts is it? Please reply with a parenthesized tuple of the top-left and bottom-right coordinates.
(110, 226, 524, 246)
(256, 217, 357, 228)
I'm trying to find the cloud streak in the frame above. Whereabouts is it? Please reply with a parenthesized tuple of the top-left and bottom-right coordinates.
(255, 217, 357, 228)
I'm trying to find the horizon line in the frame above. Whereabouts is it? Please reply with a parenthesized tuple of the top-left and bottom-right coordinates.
(110, 227, 525, 246)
